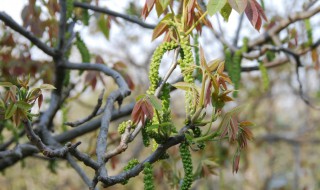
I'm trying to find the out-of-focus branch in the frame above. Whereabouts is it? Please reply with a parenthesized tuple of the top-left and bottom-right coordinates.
(0, 12, 56, 56)
(65, 89, 105, 127)
(63, 62, 130, 96)
(66, 154, 99, 190)
(73, 2, 156, 29)
(257, 134, 320, 145)
(249, 6, 320, 47)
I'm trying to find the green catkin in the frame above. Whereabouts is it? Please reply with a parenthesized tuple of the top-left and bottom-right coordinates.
(193, 34, 202, 81)
(232, 50, 242, 97)
(224, 48, 233, 80)
(66, 0, 73, 19)
(179, 142, 193, 190)
(305, 19, 313, 46)
(118, 120, 133, 135)
(142, 126, 151, 147)
(143, 163, 155, 190)
(147, 42, 178, 95)
(122, 159, 140, 185)
(266, 51, 275, 62)
(258, 62, 270, 91)
(180, 41, 195, 116)
(75, 33, 90, 63)
(192, 127, 205, 150)
(82, 10, 89, 25)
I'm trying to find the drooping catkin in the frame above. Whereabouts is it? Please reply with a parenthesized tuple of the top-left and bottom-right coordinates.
(143, 162, 155, 190)
(179, 142, 193, 190)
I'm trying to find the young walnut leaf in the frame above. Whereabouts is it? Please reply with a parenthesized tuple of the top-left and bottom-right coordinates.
(244, 0, 267, 31)
(152, 14, 172, 41)
(131, 99, 154, 125)
(228, 0, 248, 14)
(220, 3, 232, 21)
(142, 0, 156, 19)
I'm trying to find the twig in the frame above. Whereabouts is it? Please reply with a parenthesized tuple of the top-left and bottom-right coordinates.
(65, 89, 105, 127)
(155, 47, 181, 97)
(104, 124, 133, 162)
(66, 154, 99, 190)
(73, 2, 156, 29)
(0, 12, 56, 56)
(233, 14, 244, 47)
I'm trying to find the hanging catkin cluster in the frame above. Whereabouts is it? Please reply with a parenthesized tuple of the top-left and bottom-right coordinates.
(147, 42, 178, 95)
(122, 159, 140, 185)
(180, 41, 195, 115)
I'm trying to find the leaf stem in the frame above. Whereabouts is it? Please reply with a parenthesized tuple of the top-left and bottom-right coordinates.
(185, 11, 208, 36)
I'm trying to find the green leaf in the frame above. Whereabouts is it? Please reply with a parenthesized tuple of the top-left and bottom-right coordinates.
(39, 84, 56, 90)
(228, 0, 248, 14)
(98, 15, 110, 40)
(16, 101, 33, 110)
(5, 103, 17, 119)
(0, 82, 14, 87)
(147, 95, 162, 111)
(220, 2, 232, 21)
(172, 82, 196, 91)
(207, 0, 227, 16)
(259, 62, 269, 91)
(0, 98, 5, 108)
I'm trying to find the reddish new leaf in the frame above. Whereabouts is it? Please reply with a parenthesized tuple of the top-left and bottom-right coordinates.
(132, 100, 143, 124)
(232, 153, 240, 174)
(244, 0, 267, 31)
(142, 0, 156, 19)
(152, 22, 169, 41)
(38, 93, 43, 109)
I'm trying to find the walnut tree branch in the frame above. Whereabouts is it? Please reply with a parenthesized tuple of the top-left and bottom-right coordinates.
(0, 11, 56, 56)
(73, 2, 156, 29)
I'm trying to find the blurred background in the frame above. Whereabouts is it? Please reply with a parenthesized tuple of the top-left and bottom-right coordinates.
(0, 0, 320, 189)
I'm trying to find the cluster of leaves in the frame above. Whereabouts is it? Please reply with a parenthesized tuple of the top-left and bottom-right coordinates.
(0, 78, 55, 126)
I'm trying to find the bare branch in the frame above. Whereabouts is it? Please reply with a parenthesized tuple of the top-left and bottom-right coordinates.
(73, 2, 156, 29)
(23, 120, 81, 158)
(63, 62, 131, 96)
